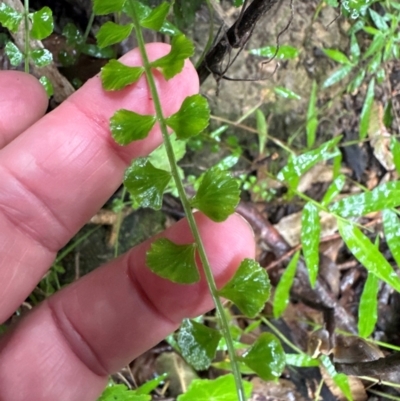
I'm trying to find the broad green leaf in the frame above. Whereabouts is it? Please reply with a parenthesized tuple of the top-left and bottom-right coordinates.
(322, 49, 352, 65)
(178, 319, 221, 370)
(62, 22, 82, 45)
(273, 251, 300, 318)
(110, 109, 156, 145)
(358, 272, 379, 338)
(241, 333, 285, 381)
(274, 86, 301, 100)
(80, 43, 115, 59)
(140, 2, 170, 31)
(146, 238, 199, 284)
(5, 41, 23, 66)
(330, 181, 400, 218)
(212, 361, 255, 375)
(306, 80, 318, 148)
(190, 168, 239, 222)
(285, 353, 319, 367)
(218, 259, 271, 318)
(30, 48, 53, 67)
(249, 45, 299, 60)
(322, 65, 353, 88)
(136, 374, 168, 395)
(301, 202, 321, 287)
(256, 109, 268, 155)
(322, 175, 346, 206)
(390, 137, 400, 175)
(101, 59, 144, 91)
(369, 8, 388, 31)
(124, 158, 171, 210)
(96, 22, 133, 48)
(177, 374, 252, 401)
(277, 136, 341, 189)
(93, 0, 126, 15)
(149, 133, 186, 172)
(338, 219, 400, 292)
(30, 7, 53, 40)
(98, 384, 150, 401)
(0, 3, 22, 32)
(382, 209, 400, 268)
(165, 94, 210, 139)
(39, 76, 53, 97)
(150, 34, 194, 79)
(359, 78, 375, 139)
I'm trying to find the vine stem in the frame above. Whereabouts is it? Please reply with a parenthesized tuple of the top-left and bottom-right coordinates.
(23, 0, 29, 73)
(130, 4, 246, 401)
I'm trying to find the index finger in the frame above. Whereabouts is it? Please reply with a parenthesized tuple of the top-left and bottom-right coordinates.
(0, 43, 199, 322)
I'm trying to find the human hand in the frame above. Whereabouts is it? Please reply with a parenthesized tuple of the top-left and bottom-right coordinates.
(0, 44, 255, 401)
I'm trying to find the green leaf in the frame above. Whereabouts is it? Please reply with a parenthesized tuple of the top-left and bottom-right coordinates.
(285, 353, 319, 367)
(140, 2, 170, 31)
(338, 219, 400, 292)
(382, 209, 400, 268)
(62, 22, 82, 45)
(30, 48, 53, 67)
(367, 52, 382, 74)
(322, 49, 352, 65)
(249, 45, 299, 60)
(80, 43, 115, 59)
(150, 34, 194, 79)
(306, 80, 318, 148)
(177, 374, 252, 401)
(301, 203, 321, 287)
(177, 319, 221, 370)
(330, 181, 400, 218)
(39, 76, 53, 97)
(349, 34, 360, 62)
(359, 78, 375, 140)
(274, 86, 301, 100)
(218, 259, 271, 318)
(93, 0, 126, 15)
(347, 68, 365, 93)
(322, 174, 346, 206)
(146, 238, 199, 284)
(358, 272, 379, 338)
(273, 251, 300, 318)
(30, 7, 53, 40)
(110, 109, 156, 145)
(5, 41, 23, 66)
(363, 34, 385, 59)
(101, 59, 144, 91)
(149, 133, 186, 172)
(390, 137, 400, 175)
(369, 8, 388, 31)
(277, 136, 341, 189)
(212, 360, 255, 375)
(190, 167, 239, 222)
(241, 333, 285, 381)
(322, 65, 353, 88)
(165, 94, 210, 139)
(256, 109, 268, 155)
(136, 374, 168, 395)
(0, 3, 22, 32)
(98, 384, 150, 401)
(96, 22, 133, 48)
(124, 158, 171, 210)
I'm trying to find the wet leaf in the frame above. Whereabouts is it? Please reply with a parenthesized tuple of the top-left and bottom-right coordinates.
(323, 49, 352, 65)
(274, 86, 301, 100)
(306, 80, 318, 148)
(369, 8, 388, 31)
(390, 137, 400, 175)
(273, 251, 300, 318)
(140, 2, 170, 31)
(359, 78, 375, 139)
(30, 7, 53, 40)
(178, 319, 221, 370)
(101, 59, 144, 91)
(382, 209, 400, 268)
(150, 34, 194, 79)
(322, 65, 353, 88)
(5, 41, 23, 66)
(322, 174, 346, 206)
(31, 48, 53, 67)
(330, 181, 400, 217)
(110, 109, 156, 145)
(177, 374, 252, 401)
(124, 158, 171, 210)
(93, 0, 125, 15)
(358, 272, 379, 338)
(301, 202, 321, 287)
(190, 168, 239, 222)
(285, 354, 319, 367)
(218, 259, 271, 318)
(249, 45, 299, 60)
(98, 384, 149, 401)
(0, 3, 22, 32)
(39, 76, 53, 97)
(146, 238, 199, 284)
(338, 219, 400, 292)
(96, 22, 133, 48)
(241, 333, 285, 381)
(136, 374, 168, 395)
(149, 133, 186, 172)
(166, 94, 210, 139)
(256, 109, 268, 155)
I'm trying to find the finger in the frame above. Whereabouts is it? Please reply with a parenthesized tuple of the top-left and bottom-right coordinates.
(0, 213, 255, 401)
(0, 71, 48, 148)
(0, 43, 199, 322)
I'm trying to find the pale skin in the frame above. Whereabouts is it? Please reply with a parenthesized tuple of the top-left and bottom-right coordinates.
(0, 43, 255, 401)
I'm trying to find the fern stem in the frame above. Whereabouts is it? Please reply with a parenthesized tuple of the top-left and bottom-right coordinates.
(24, 0, 30, 73)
